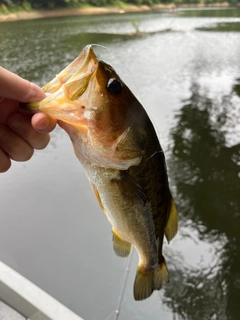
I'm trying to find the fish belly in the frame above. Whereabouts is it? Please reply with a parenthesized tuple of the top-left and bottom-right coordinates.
(84, 163, 169, 301)
(88, 165, 158, 268)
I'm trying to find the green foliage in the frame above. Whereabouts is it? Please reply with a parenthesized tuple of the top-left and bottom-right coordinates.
(64, 0, 87, 8)
(0, 0, 239, 11)
(184, 0, 200, 4)
(228, 0, 238, 4)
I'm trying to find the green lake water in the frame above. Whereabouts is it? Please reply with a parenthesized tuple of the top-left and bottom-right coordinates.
(0, 7, 240, 320)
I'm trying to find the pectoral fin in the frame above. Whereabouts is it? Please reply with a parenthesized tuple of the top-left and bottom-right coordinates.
(164, 199, 178, 243)
(113, 172, 149, 206)
(112, 230, 132, 257)
(116, 126, 147, 164)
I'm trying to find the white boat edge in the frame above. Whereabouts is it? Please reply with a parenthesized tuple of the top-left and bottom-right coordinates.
(0, 261, 84, 320)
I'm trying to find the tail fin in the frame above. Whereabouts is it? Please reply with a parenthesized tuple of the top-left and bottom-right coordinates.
(133, 258, 169, 301)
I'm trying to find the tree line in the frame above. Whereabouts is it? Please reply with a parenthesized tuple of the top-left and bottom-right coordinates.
(0, 0, 239, 10)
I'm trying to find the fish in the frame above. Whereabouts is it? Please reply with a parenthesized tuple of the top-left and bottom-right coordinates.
(24, 45, 178, 301)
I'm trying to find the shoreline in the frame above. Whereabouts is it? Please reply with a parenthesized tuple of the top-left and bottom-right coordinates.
(0, 3, 234, 23)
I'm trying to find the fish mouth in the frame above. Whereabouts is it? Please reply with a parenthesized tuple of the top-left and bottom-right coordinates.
(23, 45, 99, 131)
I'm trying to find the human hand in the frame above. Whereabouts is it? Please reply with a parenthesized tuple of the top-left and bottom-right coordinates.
(0, 67, 57, 173)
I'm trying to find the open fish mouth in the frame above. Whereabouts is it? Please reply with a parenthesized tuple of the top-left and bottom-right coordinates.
(43, 45, 98, 94)
(23, 45, 99, 127)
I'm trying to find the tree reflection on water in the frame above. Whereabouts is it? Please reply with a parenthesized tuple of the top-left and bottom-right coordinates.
(164, 80, 240, 320)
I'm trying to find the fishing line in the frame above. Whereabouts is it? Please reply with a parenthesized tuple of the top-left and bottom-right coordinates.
(91, 9, 178, 105)
(114, 250, 134, 320)
(91, 43, 109, 51)
(91, 43, 142, 103)
(104, 310, 116, 320)
(111, 12, 178, 106)
(102, 251, 134, 320)
(91, 10, 177, 107)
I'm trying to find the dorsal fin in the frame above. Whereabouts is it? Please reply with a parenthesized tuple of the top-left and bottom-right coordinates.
(164, 199, 178, 243)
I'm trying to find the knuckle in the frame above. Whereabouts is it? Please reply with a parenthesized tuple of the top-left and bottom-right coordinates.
(34, 134, 50, 150)
(0, 125, 8, 141)
(0, 124, 34, 162)
(0, 125, 12, 148)
(19, 80, 34, 102)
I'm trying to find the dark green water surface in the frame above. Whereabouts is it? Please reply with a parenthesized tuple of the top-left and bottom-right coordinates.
(0, 7, 240, 320)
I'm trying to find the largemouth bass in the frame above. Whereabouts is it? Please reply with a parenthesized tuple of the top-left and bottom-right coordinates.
(25, 45, 178, 301)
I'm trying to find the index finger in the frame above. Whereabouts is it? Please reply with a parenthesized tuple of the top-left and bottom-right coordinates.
(0, 67, 45, 102)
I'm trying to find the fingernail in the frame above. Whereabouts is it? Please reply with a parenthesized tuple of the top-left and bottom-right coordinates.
(36, 118, 50, 131)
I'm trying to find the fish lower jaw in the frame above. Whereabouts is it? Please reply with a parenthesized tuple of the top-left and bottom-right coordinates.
(58, 120, 88, 135)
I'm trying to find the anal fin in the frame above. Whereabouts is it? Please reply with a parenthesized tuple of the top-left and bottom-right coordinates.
(112, 230, 132, 257)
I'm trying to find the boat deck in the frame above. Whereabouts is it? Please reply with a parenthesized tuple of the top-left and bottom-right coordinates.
(0, 261, 84, 320)
(0, 300, 25, 319)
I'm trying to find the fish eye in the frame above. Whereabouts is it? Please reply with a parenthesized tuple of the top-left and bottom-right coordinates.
(106, 78, 123, 95)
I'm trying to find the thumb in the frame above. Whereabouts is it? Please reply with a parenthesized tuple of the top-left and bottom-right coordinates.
(0, 67, 45, 102)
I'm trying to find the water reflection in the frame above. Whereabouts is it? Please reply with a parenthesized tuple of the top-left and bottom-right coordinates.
(233, 78, 240, 97)
(164, 81, 240, 319)
(65, 28, 171, 47)
(179, 8, 240, 18)
(1, 9, 240, 320)
(197, 22, 240, 32)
